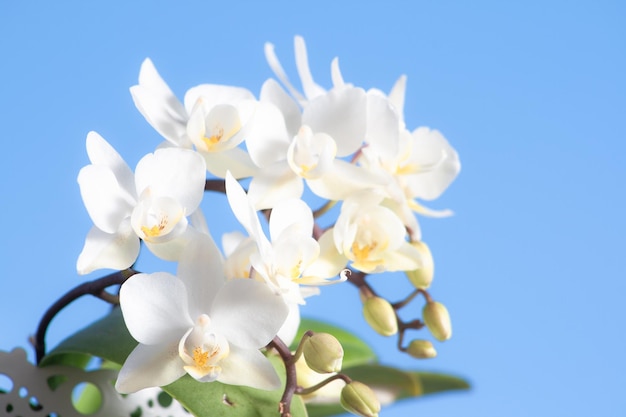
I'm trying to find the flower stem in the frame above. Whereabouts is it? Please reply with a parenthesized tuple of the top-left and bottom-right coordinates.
(268, 336, 297, 417)
(33, 268, 137, 364)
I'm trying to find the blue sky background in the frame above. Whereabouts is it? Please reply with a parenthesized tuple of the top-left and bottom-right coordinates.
(1, 1, 625, 416)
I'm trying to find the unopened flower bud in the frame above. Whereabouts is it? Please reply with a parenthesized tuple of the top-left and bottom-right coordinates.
(303, 332, 344, 373)
(405, 241, 434, 289)
(422, 301, 452, 341)
(407, 339, 437, 359)
(362, 296, 398, 336)
(340, 381, 381, 417)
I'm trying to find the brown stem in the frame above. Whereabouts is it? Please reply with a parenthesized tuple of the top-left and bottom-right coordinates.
(34, 269, 138, 364)
(296, 373, 352, 396)
(204, 178, 226, 193)
(268, 336, 297, 417)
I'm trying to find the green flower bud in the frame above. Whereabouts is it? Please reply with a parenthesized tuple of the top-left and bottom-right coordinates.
(302, 332, 344, 373)
(340, 381, 381, 417)
(405, 241, 434, 289)
(407, 339, 437, 359)
(422, 301, 452, 341)
(362, 296, 398, 336)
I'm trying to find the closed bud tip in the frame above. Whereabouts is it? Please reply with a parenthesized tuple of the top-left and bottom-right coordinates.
(303, 332, 344, 373)
(407, 339, 437, 359)
(423, 301, 452, 341)
(405, 240, 434, 289)
(362, 296, 398, 336)
(340, 381, 381, 417)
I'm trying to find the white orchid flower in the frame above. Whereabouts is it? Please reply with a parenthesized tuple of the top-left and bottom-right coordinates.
(130, 58, 257, 178)
(332, 191, 422, 274)
(76, 132, 206, 274)
(225, 172, 347, 343)
(360, 124, 461, 240)
(115, 233, 288, 393)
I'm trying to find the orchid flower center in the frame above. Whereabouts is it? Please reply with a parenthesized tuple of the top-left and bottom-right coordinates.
(179, 314, 230, 382)
(200, 104, 242, 151)
(131, 190, 187, 243)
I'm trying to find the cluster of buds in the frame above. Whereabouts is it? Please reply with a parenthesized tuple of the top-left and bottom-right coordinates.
(69, 35, 460, 416)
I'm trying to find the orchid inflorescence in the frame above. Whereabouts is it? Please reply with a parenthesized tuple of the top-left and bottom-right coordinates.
(34, 35, 462, 417)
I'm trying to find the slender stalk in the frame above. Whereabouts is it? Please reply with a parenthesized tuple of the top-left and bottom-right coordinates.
(296, 373, 352, 396)
(34, 269, 137, 364)
(204, 178, 226, 193)
(268, 336, 297, 417)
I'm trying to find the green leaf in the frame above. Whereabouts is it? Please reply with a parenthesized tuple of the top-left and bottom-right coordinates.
(41, 307, 135, 367)
(412, 371, 471, 395)
(305, 365, 470, 417)
(293, 318, 377, 368)
(42, 308, 309, 417)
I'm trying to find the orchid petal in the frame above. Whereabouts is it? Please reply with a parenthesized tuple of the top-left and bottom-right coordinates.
(78, 164, 134, 233)
(202, 147, 257, 179)
(302, 87, 367, 156)
(264, 42, 306, 103)
(130, 59, 189, 147)
(183, 84, 254, 115)
(269, 198, 313, 242)
(247, 162, 303, 210)
(134, 148, 206, 211)
(218, 345, 281, 390)
(119, 272, 193, 345)
(177, 233, 226, 319)
(260, 78, 302, 137)
(366, 94, 400, 160)
(277, 302, 301, 346)
(388, 75, 407, 117)
(211, 279, 288, 349)
(330, 57, 345, 89)
(244, 101, 291, 168)
(76, 222, 139, 275)
(115, 341, 186, 394)
(306, 160, 385, 201)
(294, 35, 326, 100)
(85, 131, 136, 197)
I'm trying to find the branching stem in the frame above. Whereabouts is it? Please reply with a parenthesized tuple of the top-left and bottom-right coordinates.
(268, 336, 297, 417)
(33, 269, 137, 364)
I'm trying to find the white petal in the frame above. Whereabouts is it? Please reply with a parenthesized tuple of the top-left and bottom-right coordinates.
(245, 102, 291, 168)
(388, 75, 407, 117)
(211, 279, 288, 349)
(119, 272, 193, 345)
(130, 59, 189, 147)
(134, 147, 206, 211)
(306, 160, 385, 201)
(302, 87, 367, 156)
(269, 198, 313, 242)
(264, 41, 306, 103)
(365, 93, 400, 160)
(131, 195, 187, 243)
(183, 84, 254, 115)
(144, 224, 199, 261)
(115, 342, 186, 393)
(247, 163, 303, 210)
(380, 241, 422, 272)
(302, 229, 347, 279)
(86, 132, 136, 196)
(330, 57, 345, 89)
(177, 232, 226, 319)
(260, 78, 302, 137)
(294, 35, 326, 100)
(406, 127, 461, 200)
(277, 303, 301, 346)
(76, 222, 139, 275)
(202, 147, 258, 179)
(78, 164, 134, 233)
(218, 345, 281, 390)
